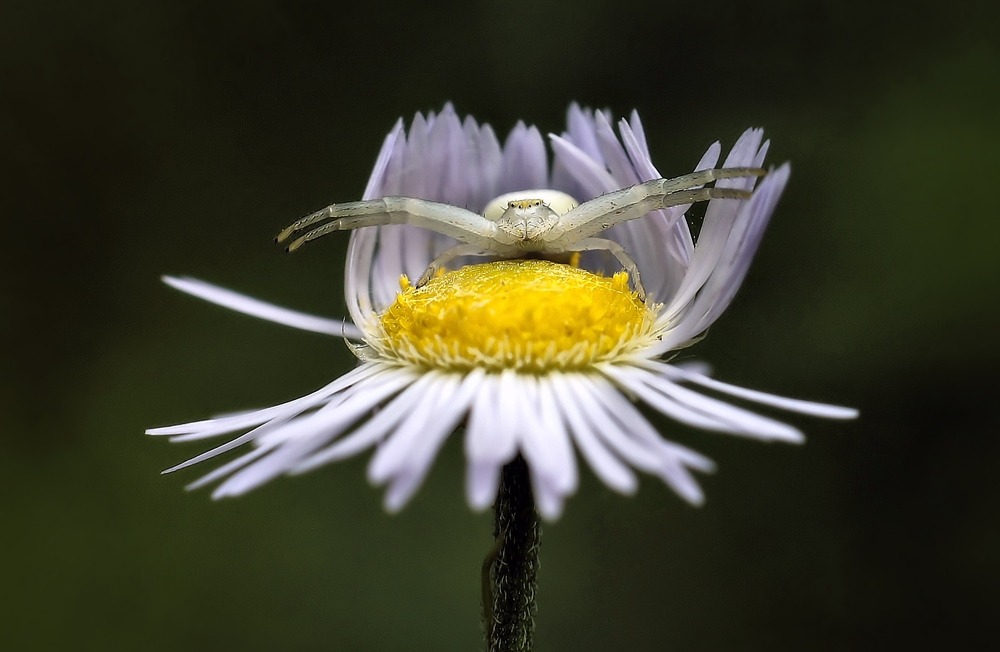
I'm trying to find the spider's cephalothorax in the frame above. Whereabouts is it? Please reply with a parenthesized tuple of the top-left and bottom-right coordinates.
(276, 167, 767, 302)
(484, 189, 579, 250)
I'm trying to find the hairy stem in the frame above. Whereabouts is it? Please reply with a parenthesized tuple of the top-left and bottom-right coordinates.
(483, 456, 540, 652)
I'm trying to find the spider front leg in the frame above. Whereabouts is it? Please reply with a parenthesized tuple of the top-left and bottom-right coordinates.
(547, 167, 765, 245)
(563, 238, 647, 302)
(415, 244, 494, 288)
(276, 197, 499, 252)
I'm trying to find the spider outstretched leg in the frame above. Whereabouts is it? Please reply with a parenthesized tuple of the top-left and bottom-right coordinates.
(276, 197, 499, 252)
(548, 184, 758, 246)
(563, 237, 647, 302)
(415, 244, 494, 288)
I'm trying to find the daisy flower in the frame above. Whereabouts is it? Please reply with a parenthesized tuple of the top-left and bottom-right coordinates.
(149, 103, 857, 520)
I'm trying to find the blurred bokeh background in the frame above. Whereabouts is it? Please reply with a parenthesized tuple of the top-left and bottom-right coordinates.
(2, 1, 998, 649)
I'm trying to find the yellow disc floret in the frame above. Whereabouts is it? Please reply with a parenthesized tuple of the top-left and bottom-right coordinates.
(372, 259, 657, 372)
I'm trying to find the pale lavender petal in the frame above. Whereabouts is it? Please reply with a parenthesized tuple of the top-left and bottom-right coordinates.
(626, 110, 651, 158)
(566, 103, 602, 162)
(211, 369, 416, 497)
(428, 104, 467, 206)
(403, 111, 431, 199)
(162, 276, 362, 340)
(362, 118, 403, 200)
(465, 373, 514, 510)
(579, 375, 713, 505)
(187, 445, 272, 491)
(602, 364, 745, 432)
(689, 164, 790, 333)
(291, 372, 440, 474)
(548, 133, 618, 197)
(475, 123, 504, 210)
(380, 370, 484, 511)
(500, 122, 548, 193)
(367, 372, 458, 484)
(617, 115, 661, 183)
(657, 129, 765, 328)
(550, 375, 637, 494)
(594, 110, 640, 187)
(147, 362, 382, 438)
(632, 366, 804, 443)
(463, 370, 522, 509)
(344, 212, 379, 324)
(531, 471, 566, 521)
(661, 362, 859, 419)
(534, 377, 578, 495)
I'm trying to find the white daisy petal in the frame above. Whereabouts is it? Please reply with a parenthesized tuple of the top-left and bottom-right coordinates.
(661, 362, 860, 419)
(162, 417, 291, 474)
(530, 471, 566, 521)
(627, 365, 805, 443)
(466, 373, 515, 509)
(362, 118, 403, 200)
(162, 276, 363, 340)
(291, 372, 438, 474)
(535, 377, 579, 495)
(550, 374, 637, 495)
(548, 134, 619, 196)
(564, 375, 662, 472)
(379, 370, 484, 512)
(187, 445, 273, 492)
(514, 376, 570, 500)
(467, 461, 503, 512)
(594, 110, 641, 188)
(367, 372, 457, 485)
(146, 362, 382, 438)
(601, 363, 747, 434)
(212, 367, 416, 497)
(577, 376, 711, 505)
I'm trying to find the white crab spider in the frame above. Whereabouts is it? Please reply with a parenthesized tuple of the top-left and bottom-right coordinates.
(276, 167, 767, 301)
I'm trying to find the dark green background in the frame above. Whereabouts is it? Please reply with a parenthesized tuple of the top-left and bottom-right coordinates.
(3, 1, 998, 649)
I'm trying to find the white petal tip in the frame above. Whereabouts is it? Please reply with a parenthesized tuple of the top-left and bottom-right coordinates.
(383, 487, 417, 514)
(467, 463, 501, 511)
(827, 407, 860, 420)
(146, 426, 186, 436)
(531, 479, 566, 521)
(383, 499, 406, 514)
(773, 431, 806, 444)
(614, 477, 640, 496)
(675, 490, 706, 507)
(535, 500, 564, 522)
(380, 470, 427, 513)
(467, 491, 497, 512)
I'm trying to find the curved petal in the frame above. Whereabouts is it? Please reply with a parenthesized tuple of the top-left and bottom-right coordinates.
(163, 276, 362, 340)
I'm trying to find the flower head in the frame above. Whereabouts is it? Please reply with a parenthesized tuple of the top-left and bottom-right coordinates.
(150, 103, 857, 520)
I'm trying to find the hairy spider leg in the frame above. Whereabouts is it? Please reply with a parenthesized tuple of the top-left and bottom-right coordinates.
(547, 186, 754, 246)
(279, 197, 498, 252)
(415, 244, 494, 287)
(563, 237, 647, 302)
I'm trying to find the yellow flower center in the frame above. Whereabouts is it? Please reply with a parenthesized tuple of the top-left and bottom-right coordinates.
(372, 259, 656, 372)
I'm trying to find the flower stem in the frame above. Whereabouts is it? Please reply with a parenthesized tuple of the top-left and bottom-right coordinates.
(483, 455, 540, 652)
